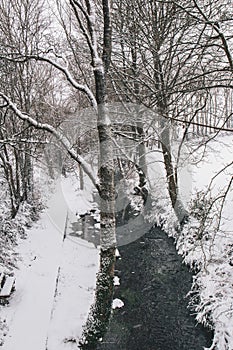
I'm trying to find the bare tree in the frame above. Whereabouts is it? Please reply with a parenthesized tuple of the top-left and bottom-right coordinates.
(0, 0, 52, 216)
(111, 0, 233, 224)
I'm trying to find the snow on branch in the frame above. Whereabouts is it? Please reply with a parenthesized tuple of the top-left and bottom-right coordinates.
(70, 0, 104, 74)
(0, 92, 97, 187)
(0, 54, 97, 111)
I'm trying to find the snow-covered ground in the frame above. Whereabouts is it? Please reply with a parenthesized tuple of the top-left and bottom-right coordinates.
(46, 210, 99, 350)
(147, 132, 233, 350)
(0, 179, 99, 350)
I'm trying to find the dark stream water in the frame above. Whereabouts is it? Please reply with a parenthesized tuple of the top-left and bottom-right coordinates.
(70, 214, 213, 350)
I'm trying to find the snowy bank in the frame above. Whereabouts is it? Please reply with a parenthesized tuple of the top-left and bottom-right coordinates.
(0, 178, 99, 350)
(147, 133, 233, 350)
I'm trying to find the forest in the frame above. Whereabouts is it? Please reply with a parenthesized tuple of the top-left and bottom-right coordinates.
(0, 0, 233, 349)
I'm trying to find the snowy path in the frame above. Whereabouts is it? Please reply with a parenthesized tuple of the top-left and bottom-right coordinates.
(45, 210, 99, 350)
(1, 182, 99, 350)
(1, 184, 67, 350)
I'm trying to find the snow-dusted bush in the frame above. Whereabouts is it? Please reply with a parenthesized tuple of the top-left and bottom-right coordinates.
(176, 190, 233, 350)
(0, 175, 45, 345)
(0, 200, 44, 272)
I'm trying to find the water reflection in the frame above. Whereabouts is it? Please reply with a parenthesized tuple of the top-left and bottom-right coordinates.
(69, 210, 101, 248)
(69, 209, 151, 248)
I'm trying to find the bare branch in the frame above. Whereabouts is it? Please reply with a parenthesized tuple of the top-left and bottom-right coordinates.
(0, 92, 98, 187)
(165, 114, 233, 133)
(0, 54, 98, 111)
(192, 0, 233, 71)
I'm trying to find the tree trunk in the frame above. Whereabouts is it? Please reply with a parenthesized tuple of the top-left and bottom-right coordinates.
(159, 111, 188, 224)
(137, 121, 147, 179)
(79, 248, 115, 349)
(79, 164, 84, 190)
(79, 1, 116, 346)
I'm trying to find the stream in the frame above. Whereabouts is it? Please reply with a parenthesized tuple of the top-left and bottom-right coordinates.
(70, 213, 213, 350)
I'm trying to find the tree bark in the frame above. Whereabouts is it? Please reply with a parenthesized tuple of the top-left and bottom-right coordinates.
(78, 1, 116, 347)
